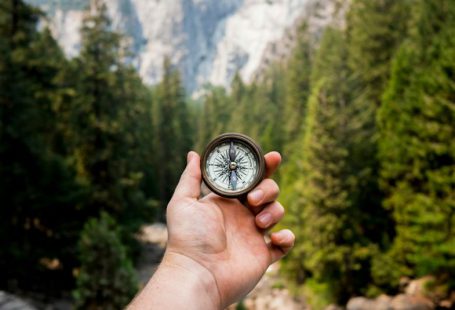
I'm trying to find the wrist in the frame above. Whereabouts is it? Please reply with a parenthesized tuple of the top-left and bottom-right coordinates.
(160, 250, 222, 309)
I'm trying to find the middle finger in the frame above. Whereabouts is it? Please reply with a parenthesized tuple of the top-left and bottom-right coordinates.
(255, 201, 285, 229)
(247, 178, 280, 211)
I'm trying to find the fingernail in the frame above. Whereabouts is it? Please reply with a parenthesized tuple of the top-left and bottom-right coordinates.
(249, 189, 264, 204)
(275, 231, 287, 241)
(187, 152, 193, 164)
(274, 230, 292, 243)
(258, 213, 272, 226)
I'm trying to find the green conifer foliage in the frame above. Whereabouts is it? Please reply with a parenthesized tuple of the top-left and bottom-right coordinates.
(153, 58, 193, 209)
(195, 86, 230, 151)
(283, 28, 379, 307)
(73, 212, 138, 310)
(343, 0, 411, 256)
(283, 22, 312, 147)
(226, 72, 250, 134)
(0, 0, 85, 292)
(72, 0, 153, 228)
(256, 64, 287, 153)
(199, 66, 287, 155)
(0, 0, 154, 297)
(377, 0, 455, 286)
(347, 0, 411, 106)
(112, 65, 157, 231)
(73, 0, 125, 213)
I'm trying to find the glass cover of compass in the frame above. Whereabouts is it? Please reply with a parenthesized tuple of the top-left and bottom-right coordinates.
(201, 133, 265, 198)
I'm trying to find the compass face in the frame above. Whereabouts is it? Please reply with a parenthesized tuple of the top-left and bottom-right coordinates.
(201, 133, 265, 198)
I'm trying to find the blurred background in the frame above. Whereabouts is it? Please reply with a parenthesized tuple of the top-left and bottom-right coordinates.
(0, 0, 454, 309)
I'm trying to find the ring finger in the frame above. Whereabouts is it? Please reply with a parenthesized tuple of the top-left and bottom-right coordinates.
(255, 201, 285, 229)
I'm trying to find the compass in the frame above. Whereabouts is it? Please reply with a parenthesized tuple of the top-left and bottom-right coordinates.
(201, 133, 266, 198)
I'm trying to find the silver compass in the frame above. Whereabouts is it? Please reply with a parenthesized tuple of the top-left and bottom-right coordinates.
(201, 133, 265, 198)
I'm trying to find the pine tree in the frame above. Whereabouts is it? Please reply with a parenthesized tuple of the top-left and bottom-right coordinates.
(282, 28, 378, 307)
(376, 0, 455, 287)
(347, 0, 411, 106)
(283, 22, 312, 148)
(196, 64, 286, 156)
(72, 0, 124, 213)
(66, 0, 157, 261)
(0, 0, 84, 291)
(153, 58, 192, 210)
(256, 64, 287, 153)
(112, 65, 157, 231)
(72, 0, 152, 227)
(73, 212, 138, 310)
(226, 72, 250, 134)
(344, 0, 412, 259)
(195, 86, 230, 151)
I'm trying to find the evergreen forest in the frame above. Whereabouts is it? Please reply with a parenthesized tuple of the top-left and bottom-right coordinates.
(0, 0, 454, 309)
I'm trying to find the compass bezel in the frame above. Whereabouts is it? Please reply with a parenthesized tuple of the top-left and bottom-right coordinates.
(201, 133, 266, 198)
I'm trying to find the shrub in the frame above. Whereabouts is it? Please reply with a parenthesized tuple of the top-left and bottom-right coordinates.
(73, 212, 138, 309)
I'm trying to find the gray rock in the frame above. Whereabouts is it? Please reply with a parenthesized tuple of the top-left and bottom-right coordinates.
(347, 295, 392, 310)
(325, 304, 344, 310)
(405, 276, 435, 297)
(0, 291, 37, 310)
(390, 294, 434, 310)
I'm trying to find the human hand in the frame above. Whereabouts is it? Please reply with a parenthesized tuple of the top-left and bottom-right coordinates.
(163, 151, 295, 309)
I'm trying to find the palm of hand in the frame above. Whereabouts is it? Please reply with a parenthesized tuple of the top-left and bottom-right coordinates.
(167, 194, 271, 305)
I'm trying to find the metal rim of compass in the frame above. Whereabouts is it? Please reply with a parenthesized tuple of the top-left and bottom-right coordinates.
(201, 132, 266, 198)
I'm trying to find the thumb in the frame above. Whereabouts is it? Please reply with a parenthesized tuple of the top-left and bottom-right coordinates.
(172, 151, 202, 201)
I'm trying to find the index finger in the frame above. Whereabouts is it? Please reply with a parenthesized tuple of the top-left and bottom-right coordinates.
(264, 151, 281, 178)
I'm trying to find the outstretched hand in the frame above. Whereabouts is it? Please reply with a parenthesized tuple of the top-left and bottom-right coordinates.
(128, 151, 295, 310)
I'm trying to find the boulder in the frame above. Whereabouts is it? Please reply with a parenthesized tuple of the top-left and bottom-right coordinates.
(390, 294, 434, 310)
(438, 299, 452, 308)
(325, 304, 344, 310)
(347, 295, 392, 310)
(138, 223, 168, 247)
(400, 277, 411, 292)
(405, 276, 435, 297)
(0, 291, 37, 310)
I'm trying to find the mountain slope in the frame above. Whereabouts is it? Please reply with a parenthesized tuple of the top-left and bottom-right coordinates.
(27, 0, 340, 93)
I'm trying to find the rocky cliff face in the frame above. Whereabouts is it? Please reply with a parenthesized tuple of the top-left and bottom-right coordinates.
(27, 0, 339, 93)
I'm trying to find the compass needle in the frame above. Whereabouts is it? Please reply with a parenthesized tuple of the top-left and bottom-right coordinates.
(229, 141, 236, 162)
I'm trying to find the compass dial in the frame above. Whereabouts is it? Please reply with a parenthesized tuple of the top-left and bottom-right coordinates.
(201, 133, 265, 198)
